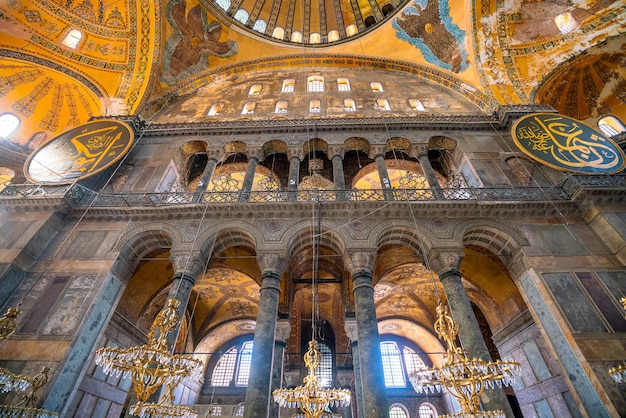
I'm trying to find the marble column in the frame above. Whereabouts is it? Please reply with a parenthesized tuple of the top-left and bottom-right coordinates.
(244, 253, 287, 418)
(193, 156, 219, 203)
(332, 153, 346, 201)
(345, 318, 365, 418)
(163, 250, 207, 348)
(374, 154, 394, 201)
(270, 319, 291, 418)
(345, 251, 389, 418)
(288, 154, 300, 201)
(44, 258, 132, 415)
(238, 156, 259, 203)
(417, 153, 444, 200)
(431, 250, 515, 417)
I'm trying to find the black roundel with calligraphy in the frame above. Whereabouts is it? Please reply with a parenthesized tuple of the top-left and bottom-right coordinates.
(24, 120, 135, 184)
(511, 113, 625, 174)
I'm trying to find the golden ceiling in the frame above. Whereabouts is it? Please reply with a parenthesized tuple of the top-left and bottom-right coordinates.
(0, 0, 624, 147)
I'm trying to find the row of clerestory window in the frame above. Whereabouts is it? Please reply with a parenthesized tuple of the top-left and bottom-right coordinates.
(207, 98, 426, 115)
(247, 78, 383, 95)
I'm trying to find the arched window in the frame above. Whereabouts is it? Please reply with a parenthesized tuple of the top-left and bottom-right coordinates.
(380, 341, 405, 387)
(389, 404, 409, 418)
(214, 0, 230, 11)
(282, 79, 295, 93)
(554, 12, 579, 34)
(252, 19, 267, 33)
(409, 99, 425, 111)
(242, 102, 256, 114)
(62, 29, 83, 49)
(234, 9, 249, 24)
(337, 78, 350, 91)
(344, 99, 356, 112)
(376, 98, 391, 111)
(248, 84, 262, 95)
(272, 26, 285, 39)
(275, 100, 288, 114)
(598, 115, 626, 137)
(381, 339, 430, 389)
(211, 340, 254, 386)
(346, 24, 358, 37)
(291, 31, 303, 43)
(371, 82, 383, 92)
(309, 32, 321, 44)
(0, 113, 20, 139)
(328, 30, 340, 42)
(316, 341, 333, 387)
(307, 76, 325, 92)
(309, 99, 321, 113)
(418, 402, 438, 418)
(208, 102, 224, 116)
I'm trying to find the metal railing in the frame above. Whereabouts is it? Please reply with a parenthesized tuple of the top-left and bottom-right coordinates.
(0, 175, 623, 208)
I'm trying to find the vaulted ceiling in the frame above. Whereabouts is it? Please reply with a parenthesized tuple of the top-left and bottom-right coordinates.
(0, 0, 624, 146)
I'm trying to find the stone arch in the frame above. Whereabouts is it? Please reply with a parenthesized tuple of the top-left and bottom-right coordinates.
(457, 220, 528, 259)
(377, 318, 445, 367)
(303, 137, 329, 156)
(261, 139, 288, 158)
(211, 226, 259, 256)
(175, 140, 208, 188)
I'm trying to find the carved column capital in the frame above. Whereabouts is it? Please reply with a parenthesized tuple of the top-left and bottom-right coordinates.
(169, 250, 206, 279)
(206, 148, 223, 160)
(275, 319, 291, 343)
(411, 143, 428, 158)
(428, 249, 463, 276)
(330, 146, 344, 159)
(344, 318, 358, 342)
(344, 250, 377, 275)
(257, 251, 288, 276)
(247, 147, 262, 159)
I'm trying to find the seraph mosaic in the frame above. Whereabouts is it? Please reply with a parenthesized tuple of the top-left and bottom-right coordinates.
(162, 0, 237, 84)
(393, 0, 468, 73)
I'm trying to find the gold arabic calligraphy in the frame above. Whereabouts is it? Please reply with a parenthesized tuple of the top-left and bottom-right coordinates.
(515, 115, 621, 170)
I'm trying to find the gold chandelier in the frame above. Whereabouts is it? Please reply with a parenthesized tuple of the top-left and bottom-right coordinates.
(95, 299, 204, 418)
(409, 303, 520, 418)
(0, 307, 20, 340)
(273, 340, 351, 418)
(0, 366, 59, 418)
(273, 202, 350, 418)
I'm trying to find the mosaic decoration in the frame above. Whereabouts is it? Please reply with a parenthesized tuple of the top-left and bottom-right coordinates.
(512, 113, 626, 174)
(162, 0, 237, 85)
(25, 120, 134, 184)
(393, 0, 468, 73)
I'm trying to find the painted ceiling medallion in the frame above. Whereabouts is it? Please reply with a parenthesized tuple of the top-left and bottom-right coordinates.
(24, 120, 134, 184)
(511, 113, 626, 174)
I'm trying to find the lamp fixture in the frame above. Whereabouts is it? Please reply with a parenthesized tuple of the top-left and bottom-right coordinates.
(273, 202, 351, 418)
(0, 307, 20, 340)
(95, 299, 203, 418)
(0, 366, 59, 418)
(409, 303, 520, 418)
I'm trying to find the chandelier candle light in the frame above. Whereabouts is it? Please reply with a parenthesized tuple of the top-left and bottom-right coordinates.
(608, 297, 626, 384)
(409, 303, 521, 418)
(95, 299, 204, 418)
(273, 340, 351, 418)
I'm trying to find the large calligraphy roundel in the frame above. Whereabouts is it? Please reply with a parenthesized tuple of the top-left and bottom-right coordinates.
(512, 113, 625, 174)
(25, 120, 134, 184)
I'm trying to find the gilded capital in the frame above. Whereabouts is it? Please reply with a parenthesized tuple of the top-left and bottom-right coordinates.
(257, 251, 288, 275)
(428, 249, 463, 276)
(344, 250, 376, 275)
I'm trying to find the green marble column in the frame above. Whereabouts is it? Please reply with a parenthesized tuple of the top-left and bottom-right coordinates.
(193, 156, 219, 203)
(288, 154, 300, 201)
(374, 154, 394, 201)
(270, 319, 291, 418)
(244, 253, 287, 418)
(417, 153, 444, 200)
(332, 153, 346, 201)
(346, 251, 389, 418)
(433, 251, 515, 417)
(345, 318, 364, 418)
(238, 156, 259, 203)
